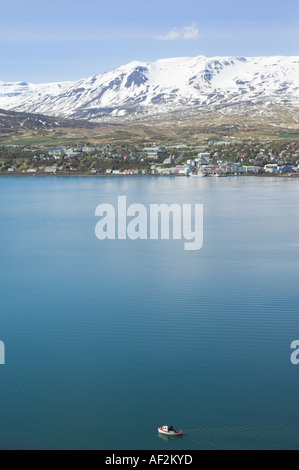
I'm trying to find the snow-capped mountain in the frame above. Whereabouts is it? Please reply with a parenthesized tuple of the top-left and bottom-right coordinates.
(1, 55, 299, 122)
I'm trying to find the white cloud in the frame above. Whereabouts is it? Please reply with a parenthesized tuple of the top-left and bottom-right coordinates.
(156, 23, 200, 41)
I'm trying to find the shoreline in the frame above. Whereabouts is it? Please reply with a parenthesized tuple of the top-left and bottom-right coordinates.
(0, 172, 298, 178)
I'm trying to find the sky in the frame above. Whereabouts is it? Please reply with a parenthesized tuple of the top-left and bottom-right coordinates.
(1, 0, 299, 83)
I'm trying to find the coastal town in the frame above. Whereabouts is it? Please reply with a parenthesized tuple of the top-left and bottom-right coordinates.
(1, 139, 299, 177)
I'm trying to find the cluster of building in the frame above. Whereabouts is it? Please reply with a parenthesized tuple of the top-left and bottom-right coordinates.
(151, 153, 299, 176)
(7, 166, 60, 174)
(2, 139, 299, 176)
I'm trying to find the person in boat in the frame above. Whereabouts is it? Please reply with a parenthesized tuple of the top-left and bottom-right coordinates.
(168, 425, 173, 431)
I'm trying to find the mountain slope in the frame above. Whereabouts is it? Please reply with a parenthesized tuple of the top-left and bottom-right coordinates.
(0, 107, 107, 142)
(0, 107, 102, 132)
(1, 55, 299, 122)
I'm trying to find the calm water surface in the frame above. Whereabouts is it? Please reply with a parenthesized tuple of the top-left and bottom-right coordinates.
(0, 175, 298, 449)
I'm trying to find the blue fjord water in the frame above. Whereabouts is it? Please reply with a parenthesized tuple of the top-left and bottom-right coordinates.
(0, 175, 299, 450)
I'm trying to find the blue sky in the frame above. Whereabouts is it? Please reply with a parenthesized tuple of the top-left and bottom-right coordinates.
(1, 0, 298, 83)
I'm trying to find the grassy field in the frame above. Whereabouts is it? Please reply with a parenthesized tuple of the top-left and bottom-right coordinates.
(2, 136, 94, 146)
(2, 110, 299, 146)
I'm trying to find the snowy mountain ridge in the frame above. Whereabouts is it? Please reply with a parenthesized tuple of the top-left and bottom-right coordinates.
(1, 55, 299, 121)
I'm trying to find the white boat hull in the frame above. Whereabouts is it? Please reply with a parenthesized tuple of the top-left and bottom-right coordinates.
(158, 427, 183, 436)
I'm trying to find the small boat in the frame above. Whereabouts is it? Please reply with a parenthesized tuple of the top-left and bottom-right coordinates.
(190, 171, 207, 177)
(158, 425, 183, 436)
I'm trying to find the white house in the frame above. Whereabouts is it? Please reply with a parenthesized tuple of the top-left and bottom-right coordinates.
(143, 146, 168, 160)
(264, 164, 279, 173)
(243, 166, 260, 173)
